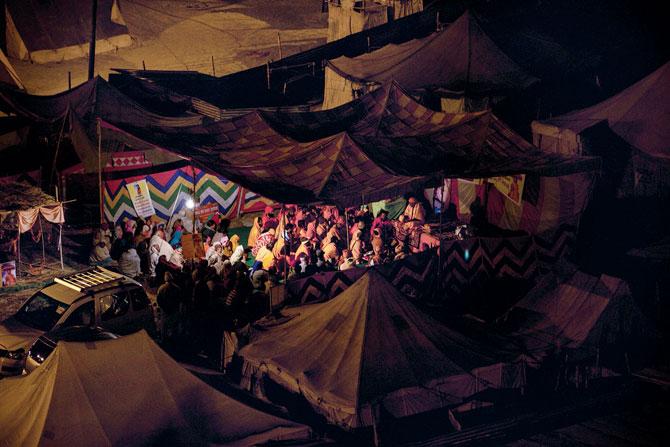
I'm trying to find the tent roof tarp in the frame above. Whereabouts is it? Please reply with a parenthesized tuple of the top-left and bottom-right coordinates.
(240, 271, 525, 428)
(0, 331, 311, 447)
(0, 78, 598, 207)
(327, 11, 538, 93)
(535, 61, 670, 159)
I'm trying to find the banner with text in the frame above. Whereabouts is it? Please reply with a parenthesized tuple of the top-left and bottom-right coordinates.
(126, 179, 156, 218)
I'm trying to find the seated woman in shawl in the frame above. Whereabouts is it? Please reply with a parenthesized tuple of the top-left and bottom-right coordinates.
(169, 219, 184, 248)
(247, 216, 262, 248)
(349, 230, 364, 264)
(252, 227, 275, 257)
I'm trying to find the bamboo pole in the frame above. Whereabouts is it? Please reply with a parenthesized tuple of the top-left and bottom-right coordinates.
(59, 224, 64, 270)
(276, 32, 283, 60)
(97, 119, 103, 223)
(16, 227, 20, 279)
(39, 215, 46, 267)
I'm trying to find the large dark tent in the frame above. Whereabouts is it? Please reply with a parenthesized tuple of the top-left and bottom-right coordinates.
(323, 11, 538, 108)
(4, 0, 132, 64)
(498, 264, 649, 370)
(240, 271, 526, 429)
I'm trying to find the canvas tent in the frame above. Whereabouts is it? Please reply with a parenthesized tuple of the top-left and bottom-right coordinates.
(532, 61, 669, 159)
(4, 0, 132, 64)
(327, 0, 424, 42)
(0, 331, 311, 447)
(240, 271, 526, 429)
(323, 11, 538, 108)
(531, 61, 670, 197)
(498, 264, 647, 369)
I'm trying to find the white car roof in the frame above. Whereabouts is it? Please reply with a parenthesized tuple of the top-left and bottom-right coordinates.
(39, 283, 85, 306)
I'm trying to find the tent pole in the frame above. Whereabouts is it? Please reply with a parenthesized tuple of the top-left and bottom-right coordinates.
(439, 176, 445, 235)
(39, 215, 46, 267)
(88, 0, 98, 79)
(192, 166, 197, 233)
(16, 227, 20, 279)
(344, 207, 350, 251)
(235, 187, 245, 218)
(282, 204, 288, 291)
(97, 119, 103, 224)
(59, 224, 64, 270)
(50, 114, 68, 189)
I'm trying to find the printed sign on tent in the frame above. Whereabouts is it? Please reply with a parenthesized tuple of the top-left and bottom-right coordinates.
(126, 179, 156, 218)
(489, 174, 525, 206)
(195, 203, 220, 222)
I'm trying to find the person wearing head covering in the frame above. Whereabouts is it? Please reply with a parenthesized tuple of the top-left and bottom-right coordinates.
(349, 230, 364, 264)
(371, 228, 383, 256)
(247, 216, 262, 248)
(169, 247, 184, 268)
(169, 219, 184, 248)
(94, 223, 112, 249)
(205, 241, 223, 265)
(119, 237, 142, 278)
(371, 209, 393, 241)
(252, 227, 275, 257)
(339, 256, 355, 271)
(305, 220, 316, 240)
(229, 234, 240, 251)
(294, 237, 311, 260)
(403, 196, 426, 224)
(220, 234, 233, 257)
(230, 244, 245, 264)
(322, 235, 339, 262)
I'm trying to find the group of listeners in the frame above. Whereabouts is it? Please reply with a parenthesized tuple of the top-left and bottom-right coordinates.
(89, 195, 434, 355)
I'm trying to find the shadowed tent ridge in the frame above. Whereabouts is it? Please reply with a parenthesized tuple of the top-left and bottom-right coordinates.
(240, 271, 526, 429)
(0, 331, 312, 447)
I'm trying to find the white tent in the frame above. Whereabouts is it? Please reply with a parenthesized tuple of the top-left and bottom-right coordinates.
(0, 331, 312, 447)
(240, 271, 525, 429)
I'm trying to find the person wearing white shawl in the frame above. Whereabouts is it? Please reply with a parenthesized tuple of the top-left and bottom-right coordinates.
(230, 244, 245, 264)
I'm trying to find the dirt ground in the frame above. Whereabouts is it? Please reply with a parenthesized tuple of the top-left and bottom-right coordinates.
(11, 0, 328, 94)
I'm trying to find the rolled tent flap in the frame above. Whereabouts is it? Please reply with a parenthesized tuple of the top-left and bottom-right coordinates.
(17, 204, 65, 233)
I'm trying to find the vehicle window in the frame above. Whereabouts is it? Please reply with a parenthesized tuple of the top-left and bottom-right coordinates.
(99, 292, 130, 321)
(62, 301, 95, 328)
(129, 288, 149, 311)
(15, 292, 69, 331)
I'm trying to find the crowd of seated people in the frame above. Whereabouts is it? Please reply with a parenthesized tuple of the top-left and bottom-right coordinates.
(88, 195, 441, 357)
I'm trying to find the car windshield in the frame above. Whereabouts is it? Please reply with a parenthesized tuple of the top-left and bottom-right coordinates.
(15, 292, 69, 332)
